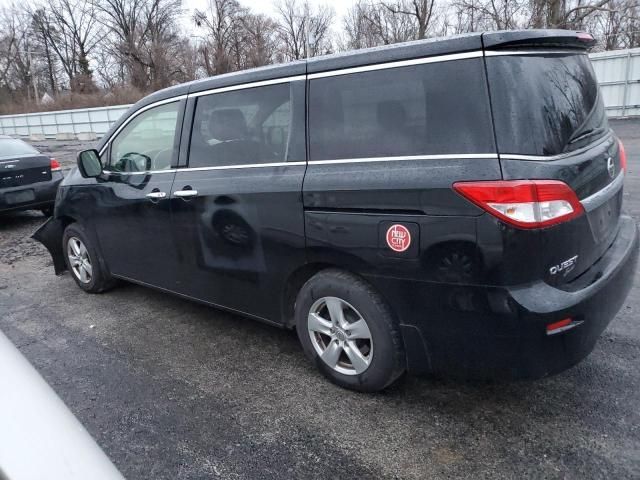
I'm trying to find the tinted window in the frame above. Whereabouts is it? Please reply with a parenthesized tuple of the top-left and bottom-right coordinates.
(309, 59, 494, 160)
(189, 83, 291, 168)
(0, 138, 39, 156)
(487, 53, 608, 156)
(110, 102, 180, 172)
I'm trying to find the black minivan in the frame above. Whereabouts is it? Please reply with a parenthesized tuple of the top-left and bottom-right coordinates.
(35, 30, 639, 392)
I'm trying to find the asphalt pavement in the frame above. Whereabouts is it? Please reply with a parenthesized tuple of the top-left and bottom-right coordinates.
(1, 119, 639, 479)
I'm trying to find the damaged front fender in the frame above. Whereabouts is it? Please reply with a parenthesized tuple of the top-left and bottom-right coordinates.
(32, 218, 67, 275)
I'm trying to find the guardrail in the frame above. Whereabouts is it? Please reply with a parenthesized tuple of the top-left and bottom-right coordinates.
(0, 104, 131, 140)
(0, 47, 638, 140)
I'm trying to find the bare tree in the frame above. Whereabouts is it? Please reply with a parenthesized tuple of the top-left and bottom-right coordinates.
(96, 0, 183, 90)
(382, 0, 438, 39)
(193, 0, 245, 75)
(31, 0, 103, 92)
(30, 8, 59, 94)
(0, 5, 40, 102)
(241, 13, 278, 68)
(275, 0, 334, 60)
(344, 1, 431, 47)
(1, 0, 640, 114)
(527, 0, 621, 29)
(454, 0, 526, 30)
(583, 0, 640, 49)
(344, 1, 384, 49)
(0, 7, 21, 92)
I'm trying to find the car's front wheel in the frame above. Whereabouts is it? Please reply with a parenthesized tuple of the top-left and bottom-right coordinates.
(62, 224, 116, 293)
(295, 269, 406, 392)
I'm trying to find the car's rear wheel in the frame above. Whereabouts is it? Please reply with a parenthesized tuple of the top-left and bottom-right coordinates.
(295, 269, 405, 392)
(62, 224, 116, 293)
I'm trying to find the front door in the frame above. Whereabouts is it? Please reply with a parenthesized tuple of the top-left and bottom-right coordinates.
(170, 80, 307, 322)
(93, 100, 184, 290)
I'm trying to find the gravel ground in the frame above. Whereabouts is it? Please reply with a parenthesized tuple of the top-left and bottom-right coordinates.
(1, 120, 639, 479)
(31, 139, 94, 170)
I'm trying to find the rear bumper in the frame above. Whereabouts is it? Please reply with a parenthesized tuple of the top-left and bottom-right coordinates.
(367, 215, 639, 380)
(0, 171, 63, 213)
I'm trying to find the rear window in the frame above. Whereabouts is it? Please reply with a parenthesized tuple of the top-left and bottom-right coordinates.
(486, 52, 608, 156)
(0, 138, 39, 156)
(309, 59, 495, 160)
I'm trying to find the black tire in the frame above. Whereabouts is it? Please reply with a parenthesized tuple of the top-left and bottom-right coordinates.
(295, 269, 406, 392)
(62, 223, 116, 293)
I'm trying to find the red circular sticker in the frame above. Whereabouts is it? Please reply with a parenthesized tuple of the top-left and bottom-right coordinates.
(386, 224, 411, 252)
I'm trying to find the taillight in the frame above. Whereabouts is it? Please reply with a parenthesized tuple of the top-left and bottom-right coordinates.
(50, 158, 61, 171)
(453, 180, 584, 229)
(618, 139, 627, 172)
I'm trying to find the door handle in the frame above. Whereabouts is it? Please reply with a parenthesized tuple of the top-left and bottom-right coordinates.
(146, 191, 167, 199)
(174, 189, 198, 198)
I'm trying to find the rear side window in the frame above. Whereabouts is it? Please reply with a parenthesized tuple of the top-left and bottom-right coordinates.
(0, 138, 38, 156)
(486, 52, 608, 156)
(309, 59, 495, 161)
(188, 83, 291, 168)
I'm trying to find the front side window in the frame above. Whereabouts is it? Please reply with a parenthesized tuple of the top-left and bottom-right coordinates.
(309, 59, 495, 161)
(109, 102, 180, 173)
(188, 83, 291, 168)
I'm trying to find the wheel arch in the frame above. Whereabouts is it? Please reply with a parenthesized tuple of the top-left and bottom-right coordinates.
(281, 262, 403, 331)
(282, 262, 335, 328)
(61, 216, 115, 282)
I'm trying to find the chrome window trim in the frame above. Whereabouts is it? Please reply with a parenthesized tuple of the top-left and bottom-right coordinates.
(499, 133, 614, 162)
(307, 51, 483, 80)
(189, 75, 305, 98)
(102, 169, 177, 175)
(484, 49, 585, 57)
(104, 156, 499, 174)
(103, 162, 306, 175)
(176, 161, 306, 172)
(307, 154, 498, 165)
(500, 153, 574, 161)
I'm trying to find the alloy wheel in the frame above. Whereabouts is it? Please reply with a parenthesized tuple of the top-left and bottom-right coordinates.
(67, 237, 93, 284)
(307, 296, 373, 375)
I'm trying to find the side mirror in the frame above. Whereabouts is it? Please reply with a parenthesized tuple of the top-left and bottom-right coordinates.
(77, 149, 102, 178)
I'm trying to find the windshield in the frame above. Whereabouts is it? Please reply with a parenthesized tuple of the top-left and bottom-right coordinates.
(0, 138, 39, 157)
(486, 52, 608, 156)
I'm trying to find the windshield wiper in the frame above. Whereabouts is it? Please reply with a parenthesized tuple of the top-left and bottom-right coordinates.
(568, 127, 605, 145)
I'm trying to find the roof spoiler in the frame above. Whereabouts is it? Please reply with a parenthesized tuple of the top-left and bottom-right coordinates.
(482, 29, 596, 50)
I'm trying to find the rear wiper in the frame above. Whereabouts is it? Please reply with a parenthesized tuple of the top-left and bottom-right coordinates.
(568, 127, 605, 145)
